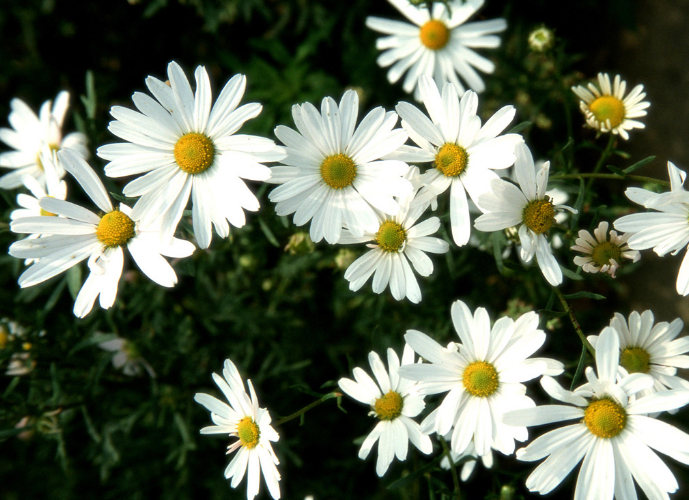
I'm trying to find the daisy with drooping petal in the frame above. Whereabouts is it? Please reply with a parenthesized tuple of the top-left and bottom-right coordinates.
(9, 148, 195, 318)
(474, 143, 576, 286)
(194, 358, 280, 500)
(340, 166, 449, 303)
(399, 299, 563, 457)
(572, 73, 650, 140)
(395, 75, 523, 246)
(504, 327, 689, 500)
(366, 0, 506, 100)
(0, 91, 87, 189)
(98, 335, 156, 378)
(588, 310, 689, 403)
(614, 161, 689, 295)
(571, 221, 640, 277)
(338, 344, 433, 476)
(266, 90, 414, 244)
(98, 61, 285, 249)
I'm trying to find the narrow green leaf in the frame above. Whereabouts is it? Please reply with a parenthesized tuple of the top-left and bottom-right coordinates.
(561, 267, 584, 281)
(66, 265, 82, 300)
(491, 232, 504, 273)
(624, 155, 656, 174)
(605, 164, 626, 177)
(0, 427, 27, 440)
(387, 456, 442, 490)
(259, 218, 280, 247)
(563, 291, 606, 300)
(507, 121, 532, 134)
(538, 309, 567, 318)
(570, 345, 589, 391)
(69, 333, 117, 357)
(110, 191, 139, 205)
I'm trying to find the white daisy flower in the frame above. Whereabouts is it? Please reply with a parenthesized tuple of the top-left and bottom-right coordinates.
(474, 143, 575, 286)
(588, 310, 689, 403)
(10, 147, 67, 221)
(572, 73, 650, 140)
(614, 161, 689, 295)
(338, 344, 433, 476)
(98, 61, 285, 249)
(266, 90, 414, 244)
(395, 75, 523, 246)
(0, 91, 87, 189)
(340, 166, 449, 303)
(8, 148, 195, 318)
(399, 299, 564, 457)
(98, 335, 156, 378)
(194, 358, 280, 500)
(571, 221, 640, 277)
(366, 0, 506, 100)
(504, 327, 689, 500)
(439, 437, 493, 482)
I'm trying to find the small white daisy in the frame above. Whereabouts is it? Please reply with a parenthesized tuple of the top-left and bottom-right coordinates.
(98, 61, 285, 249)
(504, 327, 689, 500)
(366, 0, 506, 100)
(395, 75, 523, 246)
(338, 344, 433, 476)
(588, 310, 689, 402)
(340, 166, 449, 303)
(474, 142, 575, 286)
(98, 335, 156, 378)
(9, 148, 195, 318)
(572, 73, 650, 140)
(266, 90, 414, 244)
(399, 299, 563, 457)
(614, 161, 689, 295)
(571, 221, 640, 277)
(194, 358, 280, 500)
(0, 91, 87, 189)
(10, 147, 67, 221)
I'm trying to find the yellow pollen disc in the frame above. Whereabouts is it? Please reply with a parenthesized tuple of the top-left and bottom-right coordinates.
(376, 221, 406, 252)
(420, 20, 451, 50)
(374, 390, 404, 421)
(620, 347, 651, 374)
(522, 198, 555, 234)
(96, 209, 136, 247)
(589, 96, 625, 128)
(584, 398, 626, 438)
(435, 143, 468, 177)
(174, 133, 216, 174)
(591, 241, 622, 267)
(320, 154, 357, 189)
(462, 361, 499, 397)
(237, 416, 261, 449)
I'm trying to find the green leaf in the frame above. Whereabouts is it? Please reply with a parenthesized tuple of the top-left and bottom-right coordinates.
(387, 456, 443, 490)
(570, 178, 585, 229)
(563, 291, 606, 300)
(110, 191, 139, 205)
(507, 121, 532, 134)
(69, 333, 117, 357)
(80, 70, 97, 120)
(538, 309, 567, 318)
(605, 164, 626, 177)
(66, 265, 82, 300)
(561, 267, 584, 281)
(491, 232, 504, 273)
(0, 427, 27, 440)
(258, 218, 280, 247)
(570, 345, 589, 390)
(624, 156, 656, 174)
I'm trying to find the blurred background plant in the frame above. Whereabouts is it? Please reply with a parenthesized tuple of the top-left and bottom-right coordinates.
(1, 0, 687, 499)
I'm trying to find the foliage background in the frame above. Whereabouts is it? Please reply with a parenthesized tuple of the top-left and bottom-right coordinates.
(1, 0, 687, 499)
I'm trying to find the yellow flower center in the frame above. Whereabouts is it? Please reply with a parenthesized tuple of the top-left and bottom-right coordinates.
(462, 361, 499, 397)
(96, 209, 136, 247)
(620, 347, 651, 374)
(522, 198, 555, 234)
(374, 390, 404, 421)
(591, 241, 622, 268)
(420, 20, 451, 50)
(237, 416, 261, 449)
(584, 398, 626, 438)
(589, 96, 626, 129)
(435, 143, 469, 177)
(320, 153, 357, 189)
(174, 133, 216, 174)
(376, 221, 406, 252)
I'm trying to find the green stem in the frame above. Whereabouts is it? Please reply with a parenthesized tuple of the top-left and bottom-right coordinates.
(585, 134, 615, 193)
(439, 436, 461, 500)
(550, 172, 669, 187)
(274, 391, 341, 426)
(552, 287, 596, 357)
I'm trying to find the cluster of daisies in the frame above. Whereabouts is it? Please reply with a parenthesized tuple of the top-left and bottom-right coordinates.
(194, 302, 689, 500)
